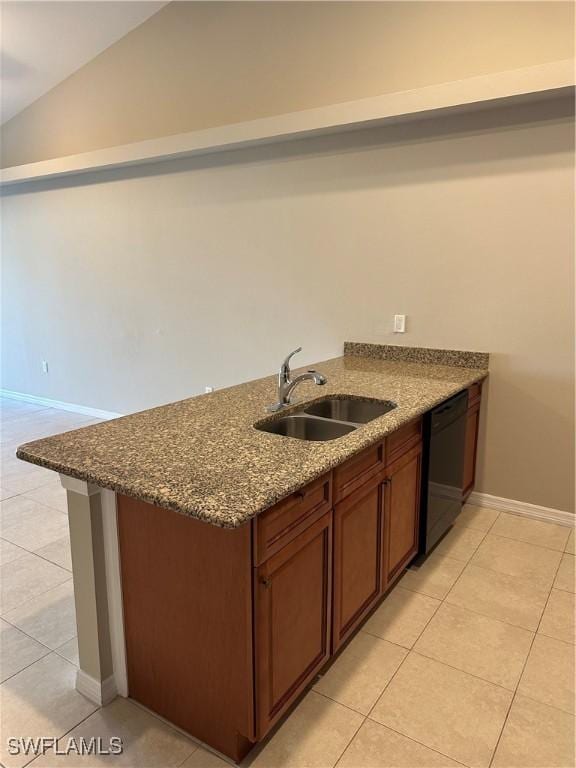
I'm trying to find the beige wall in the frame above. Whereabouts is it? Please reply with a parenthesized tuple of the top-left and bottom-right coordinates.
(2, 97, 574, 512)
(1, 0, 574, 167)
(1, 1, 574, 513)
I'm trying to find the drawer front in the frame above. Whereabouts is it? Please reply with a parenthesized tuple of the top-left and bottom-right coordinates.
(333, 441, 385, 503)
(255, 474, 332, 565)
(386, 417, 423, 467)
(468, 382, 482, 408)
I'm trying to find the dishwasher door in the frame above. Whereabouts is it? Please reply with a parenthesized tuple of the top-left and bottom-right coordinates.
(420, 391, 468, 555)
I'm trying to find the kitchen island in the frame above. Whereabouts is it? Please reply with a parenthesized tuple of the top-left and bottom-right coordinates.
(17, 342, 488, 763)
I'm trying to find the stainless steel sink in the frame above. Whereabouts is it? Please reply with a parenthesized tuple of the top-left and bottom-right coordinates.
(254, 395, 396, 442)
(256, 415, 357, 441)
(304, 396, 396, 424)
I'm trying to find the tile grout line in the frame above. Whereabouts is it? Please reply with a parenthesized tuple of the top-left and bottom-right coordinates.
(0, 646, 53, 687)
(323, 575, 449, 767)
(23, 704, 103, 768)
(363, 580, 445, 718)
(439, 514, 498, 598)
(19, 498, 68, 516)
(482, 529, 572, 554)
(0, 489, 68, 514)
(441, 590, 546, 633)
(1, 523, 72, 571)
(441, 518, 560, 630)
(0, 611, 77, 659)
(0, 572, 73, 626)
(399, 521, 494, 608)
(23, 694, 201, 768)
(295, 688, 368, 721)
(514, 689, 575, 718)
(344, 517, 515, 768)
(365, 717, 472, 768)
(397, 529, 560, 691)
(175, 744, 201, 768)
(127, 697, 224, 764)
(1, 639, 78, 688)
(316, 655, 474, 768)
(399, 516, 520, 768)
(487, 543, 566, 768)
(331, 707, 366, 768)
(26, 547, 72, 573)
(406, 648, 527, 695)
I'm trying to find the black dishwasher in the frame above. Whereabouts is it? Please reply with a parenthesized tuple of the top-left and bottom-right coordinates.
(419, 391, 468, 556)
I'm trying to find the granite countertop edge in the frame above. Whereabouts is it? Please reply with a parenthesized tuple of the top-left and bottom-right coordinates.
(16, 350, 488, 529)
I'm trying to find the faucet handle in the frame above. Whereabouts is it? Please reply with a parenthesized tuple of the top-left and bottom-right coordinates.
(281, 347, 302, 373)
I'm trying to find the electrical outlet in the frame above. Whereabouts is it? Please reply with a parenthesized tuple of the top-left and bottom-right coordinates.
(204, 386, 214, 394)
(41, 360, 49, 374)
(393, 315, 406, 333)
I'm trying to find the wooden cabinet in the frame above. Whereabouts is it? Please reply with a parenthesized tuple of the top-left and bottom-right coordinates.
(118, 496, 256, 763)
(463, 383, 482, 500)
(383, 444, 422, 585)
(118, 415, 427, 762)
(332, 418, 423, 646)
(332, 478, 383, 650)
(254, 513, 332, 738)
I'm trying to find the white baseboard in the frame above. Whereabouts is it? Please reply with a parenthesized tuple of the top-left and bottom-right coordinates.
(468, 491, 574, 528)
(0, 389, 123, 420)
(76, 669, 117, 705)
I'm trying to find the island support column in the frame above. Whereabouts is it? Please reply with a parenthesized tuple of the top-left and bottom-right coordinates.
(60, 476, 128, 705)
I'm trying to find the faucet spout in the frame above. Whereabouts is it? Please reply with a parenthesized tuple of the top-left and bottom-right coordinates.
(306, 370, 327, 386)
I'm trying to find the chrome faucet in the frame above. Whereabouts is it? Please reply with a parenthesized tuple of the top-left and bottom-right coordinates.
(267, 347, 327, 412)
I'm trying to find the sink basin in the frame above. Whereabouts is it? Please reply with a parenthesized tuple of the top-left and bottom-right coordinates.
(255, 396, 396, 442)
(304, 397, 396, 424)
(256, 415, 356, 441)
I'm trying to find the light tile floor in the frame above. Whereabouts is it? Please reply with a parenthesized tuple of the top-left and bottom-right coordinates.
(1, 398, 574, 768)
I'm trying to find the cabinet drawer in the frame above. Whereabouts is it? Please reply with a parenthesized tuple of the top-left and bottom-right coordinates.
(386, 417, 423, 467)
(468, 382, 482, 408)
(254, 474, 332, 565)
(333, 441, 385, 502)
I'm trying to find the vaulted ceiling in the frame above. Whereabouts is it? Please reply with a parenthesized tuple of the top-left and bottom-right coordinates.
(1, 1, 167, 123)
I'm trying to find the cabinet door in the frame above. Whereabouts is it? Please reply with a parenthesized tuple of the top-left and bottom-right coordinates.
(463, 402, 480, 500)
(255, 513, 332, 739)
(332, 479, 383, 650)
(384, 445, 422, 585)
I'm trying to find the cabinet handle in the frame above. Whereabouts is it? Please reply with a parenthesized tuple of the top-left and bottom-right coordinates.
(260, 576, 272, 588)
(295, 490, 306, 500)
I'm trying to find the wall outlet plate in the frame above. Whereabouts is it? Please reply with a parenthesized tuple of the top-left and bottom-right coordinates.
(393, 315, 406, 333)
